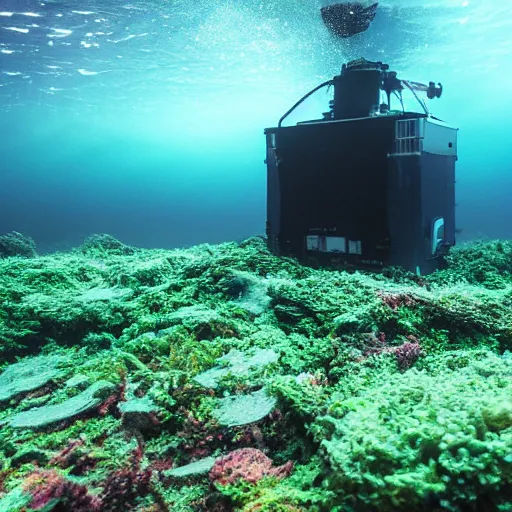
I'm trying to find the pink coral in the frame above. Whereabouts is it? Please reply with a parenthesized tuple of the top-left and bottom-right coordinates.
(98, 374, 126, 417)
(49, 439, 84, 467)
(377, 291, 417, 310)
(49, 439, 97, 475)
(23, 443, 168, 512)
(209, 448, 293, 486)
(23, 470, 100, 511)
(358, 333, 423, 370)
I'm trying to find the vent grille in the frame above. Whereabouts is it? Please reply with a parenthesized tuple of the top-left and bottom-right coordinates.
(390, 119, 423, 156)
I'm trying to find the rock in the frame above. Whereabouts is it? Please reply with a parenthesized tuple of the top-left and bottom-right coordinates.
(333, 308, 374, 334)
(119, 396, 159, 431)
(64, 375, 90, 390)
(165, 456, 218, 479)
(0, 355, 65, 403)
(77, 287, 133, 303)
(167, 305, 221, 329)
(0, 486, 31, 512)
(193, 366, 231, 389)
(221, 270, 271, 315)
(482, 400, 512, 432)
(193, 348, 278, 389)
(79, 233, 136, 256)
(9, 380, 115, 429)
(114, 350, 151, 373)
(0, 231, 37, 258)
(212, 388, 277, 427)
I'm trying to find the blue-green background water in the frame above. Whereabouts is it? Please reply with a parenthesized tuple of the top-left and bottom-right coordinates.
(1, 0, 511, 253)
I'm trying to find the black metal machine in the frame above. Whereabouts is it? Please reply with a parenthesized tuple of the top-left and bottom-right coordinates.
(264, 58, 458, 275)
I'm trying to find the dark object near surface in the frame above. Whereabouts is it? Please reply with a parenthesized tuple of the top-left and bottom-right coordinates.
(321, 2, 379, 38)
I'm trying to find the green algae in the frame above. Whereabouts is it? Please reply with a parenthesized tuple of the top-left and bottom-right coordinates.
(312, 350, 512, 511)
(0, 486, 31, 512)
(165, 456, 218, 479)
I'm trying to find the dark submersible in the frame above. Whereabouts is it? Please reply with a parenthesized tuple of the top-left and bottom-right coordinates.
(264, 58, 458, 275)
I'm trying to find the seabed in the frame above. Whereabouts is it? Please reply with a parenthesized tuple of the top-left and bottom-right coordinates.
(0, 233, 511, 511)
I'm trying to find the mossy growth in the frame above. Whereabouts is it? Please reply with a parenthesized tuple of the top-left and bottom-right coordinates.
(311, 349, 512, 511)
(0, 236, 511, 511)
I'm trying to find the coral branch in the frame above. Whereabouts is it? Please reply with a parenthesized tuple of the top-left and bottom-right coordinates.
(209, 448, 293, 486)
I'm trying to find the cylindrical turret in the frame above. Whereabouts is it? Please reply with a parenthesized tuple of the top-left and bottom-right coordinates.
(332, 59, 387, 119)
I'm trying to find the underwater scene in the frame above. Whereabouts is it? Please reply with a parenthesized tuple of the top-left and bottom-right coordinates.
(1, 0, 512, 511)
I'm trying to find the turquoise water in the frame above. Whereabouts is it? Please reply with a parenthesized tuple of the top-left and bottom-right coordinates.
(1, 0, 511, 252)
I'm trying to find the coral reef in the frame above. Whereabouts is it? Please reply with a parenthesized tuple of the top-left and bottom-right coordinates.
(0, 234, 511, 511)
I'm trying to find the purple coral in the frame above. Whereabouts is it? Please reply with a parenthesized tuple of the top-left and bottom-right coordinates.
(100, 446, 152, 511)
(49, 439, 97, 475)
(23, 470, 100, 511)
(176, 409, 223, 459)
(209, 448, 293, 486)
(394, 339, 423, 370)
(377, 291, 417, 310)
